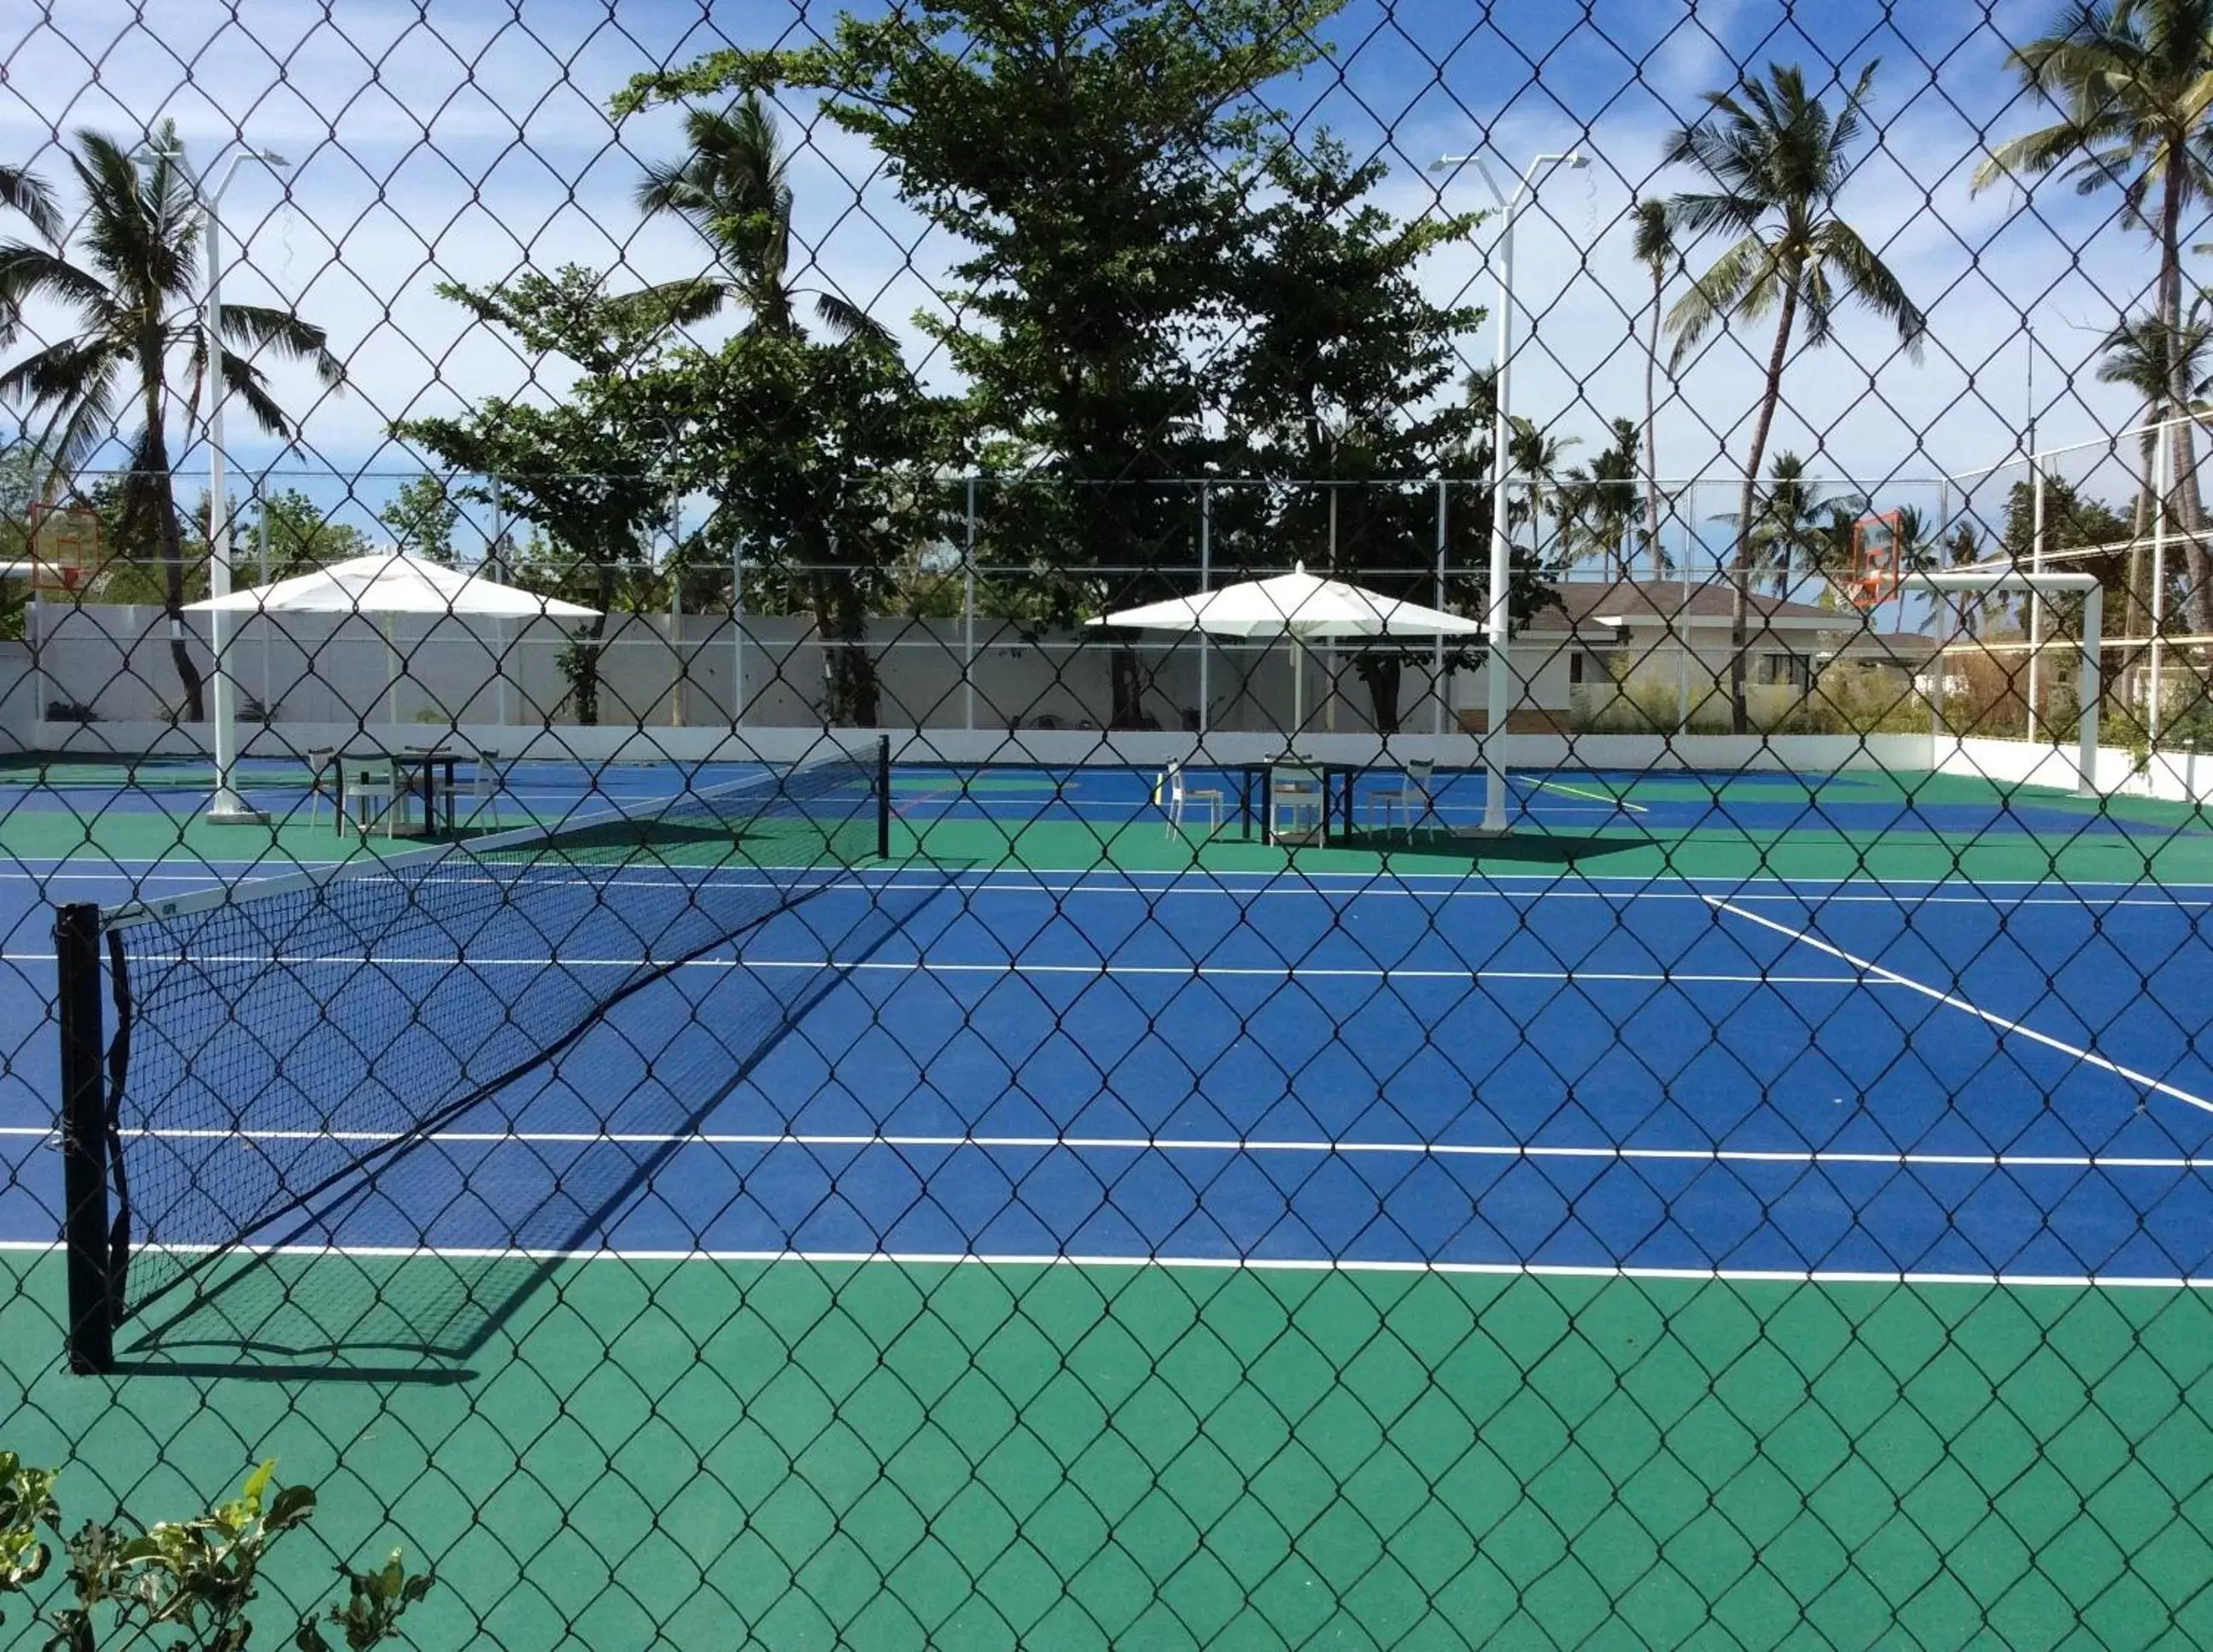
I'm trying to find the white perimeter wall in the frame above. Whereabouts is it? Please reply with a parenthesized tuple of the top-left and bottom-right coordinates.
(30, 604, 1474, 739)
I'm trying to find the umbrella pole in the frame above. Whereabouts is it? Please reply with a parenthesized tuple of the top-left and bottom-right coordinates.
(1292, 635, 1303, 748)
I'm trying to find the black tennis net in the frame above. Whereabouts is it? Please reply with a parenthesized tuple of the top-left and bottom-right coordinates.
(55, 739, 890, 1369)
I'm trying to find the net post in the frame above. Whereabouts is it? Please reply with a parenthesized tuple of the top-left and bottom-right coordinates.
(877, 735, 892, 860)
(55, 902, 114, 1375)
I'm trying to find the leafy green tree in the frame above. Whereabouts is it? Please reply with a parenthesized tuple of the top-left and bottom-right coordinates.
(648, 331, 956, 725)
(1216, 132, 1486, 733)
(1631, 197, 1676, 572)
(631, 93, 888, 344)
(395, 268, 675, 726)
(377, 475, 463, 566)
(623, 0, 1338, 727)
(1977, 0, 2213, 636)
(0, 122, 343, 720)
(249, 487, 373, 579)
(1665, 62, 1927, 731)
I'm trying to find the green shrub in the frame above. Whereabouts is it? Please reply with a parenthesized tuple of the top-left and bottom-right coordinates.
(0, 1453, 431, 1651)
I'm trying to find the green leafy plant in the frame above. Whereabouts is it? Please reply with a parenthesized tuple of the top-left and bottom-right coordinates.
(0, 1456, 429, 1651)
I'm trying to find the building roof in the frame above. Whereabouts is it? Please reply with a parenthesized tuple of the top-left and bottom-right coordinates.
(1527, 578, 1934, 648)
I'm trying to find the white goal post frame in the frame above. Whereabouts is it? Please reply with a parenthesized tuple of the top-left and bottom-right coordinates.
(1905, 569, 2102, 799)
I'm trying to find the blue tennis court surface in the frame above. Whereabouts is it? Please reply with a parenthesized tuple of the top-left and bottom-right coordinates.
(9, 854, 2211, 1286)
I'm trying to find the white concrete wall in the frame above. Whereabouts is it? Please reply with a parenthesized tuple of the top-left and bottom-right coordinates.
(30, 604, 1462, 739)
(1936, 735, 2213, 806)
(0, 640, 31, 754)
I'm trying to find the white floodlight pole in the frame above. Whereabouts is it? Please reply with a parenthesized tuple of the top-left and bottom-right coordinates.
(1433, 148, 1587, 833)
(2150, 417, 2169, 750)
(154, 138, 289, 824)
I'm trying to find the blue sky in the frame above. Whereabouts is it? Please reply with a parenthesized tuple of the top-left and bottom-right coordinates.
(0, 0, 2190, 563)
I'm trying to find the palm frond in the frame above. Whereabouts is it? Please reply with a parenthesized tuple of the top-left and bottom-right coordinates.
(1665, 231, 1776, 365)
(216, 302, 346, 387)
(1813, 219, 1929, 359)
(811, 289, 892, 344)
(0, 164, 62, 244)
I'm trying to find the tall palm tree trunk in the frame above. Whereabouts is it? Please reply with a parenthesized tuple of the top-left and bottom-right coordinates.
(139, 389, 206, 724)
(2126, 414, 2158, 702)
(1644, 267, 1664, 579)
(1731, 283, 1801, 735)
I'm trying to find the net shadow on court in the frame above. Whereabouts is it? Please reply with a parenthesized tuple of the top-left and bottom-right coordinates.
(102, 871, 958, 1381)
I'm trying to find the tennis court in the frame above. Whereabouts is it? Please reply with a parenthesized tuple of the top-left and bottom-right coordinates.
(6, 754, 2213, 1644)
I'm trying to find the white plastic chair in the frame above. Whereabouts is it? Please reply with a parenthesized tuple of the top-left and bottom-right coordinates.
(1268, 764, 1324, 846)
(1368, 758, 1438, 839)
(1157, 760, 1223, 839)
(304, 747, 339, 832)
(461, 749, 507, 830)
(344, 760, 406, 840)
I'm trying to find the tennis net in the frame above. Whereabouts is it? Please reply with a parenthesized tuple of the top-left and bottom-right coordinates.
(55, 739, 890, 1369)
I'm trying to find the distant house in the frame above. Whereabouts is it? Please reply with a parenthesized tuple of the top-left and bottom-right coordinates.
(1456, 578, 1940, 733)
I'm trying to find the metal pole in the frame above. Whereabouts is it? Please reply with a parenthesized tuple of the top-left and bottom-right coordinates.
(257, 486, 272, 723)
(733, 534, 744, 730)
(1431, 149, 1584, 833)
(1481, 195, 1519, 833)
(2151, 418, 2169, 750)
(55, 902, 113, 1375)
(2027, 452, 2047, 738)
(1432, 480, 1446, 737)
(1326, 486, 1339, 734)
(158, 142, 284, 825)
(964, 475, 977, 733)
(669, 482, 683, 729)
(492, 476, 512, 732)
(1200, 482, 1212, 738)
(2078, 582, 2103, 797)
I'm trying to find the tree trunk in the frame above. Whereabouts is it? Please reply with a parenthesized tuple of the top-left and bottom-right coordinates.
(2124, 417, 2157, 700)
(1365, 657, 1403, 737)
(1732, 283, 1801, 735)
(2156, 155, 2213, 643)
(1110, 646, 1144, 729)
(139, 417, 206, 725)
(815, 595, 879, 727)
(1644, 266, 1664, 578)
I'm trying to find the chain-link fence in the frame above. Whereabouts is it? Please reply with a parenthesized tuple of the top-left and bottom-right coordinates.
(6, 2, 2213, 1647)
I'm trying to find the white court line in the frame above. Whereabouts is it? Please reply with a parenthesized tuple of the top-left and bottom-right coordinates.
(5, 868, 2203, 914)
(0, 1235, 2198, 1289)
(1513, 775, 1650, 814)
(3, 1123, 2206, 1173)
(1706, 895, 2213, 1116)
(3, 856, 2210, 894)
(0, 948, 1890, 986)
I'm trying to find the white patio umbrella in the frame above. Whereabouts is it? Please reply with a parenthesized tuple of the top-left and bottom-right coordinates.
(187, 553, 600, 808)
(1089, 563, 1484, 738)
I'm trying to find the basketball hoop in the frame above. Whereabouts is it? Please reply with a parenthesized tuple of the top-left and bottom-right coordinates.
(27, 503, 100, 597)
(1847, 510, 1904, 611)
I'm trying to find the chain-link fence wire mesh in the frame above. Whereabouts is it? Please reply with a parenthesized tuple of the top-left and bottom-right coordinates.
(5, 1, 2213, 1645)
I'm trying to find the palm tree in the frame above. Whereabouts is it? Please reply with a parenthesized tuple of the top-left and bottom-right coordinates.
(0, 124, 342, 720)
(1710, 452, 1866, 598)
(634, 95, 889, 343)
(1974, 0, 2213, 638)
(1632, 198, 1675, 575)
(1561, 418, 1644, 579)
(1463, 367, 1581, 553)
(1665, 61, 1928, 731)
(2095, 312, 2213, 647)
